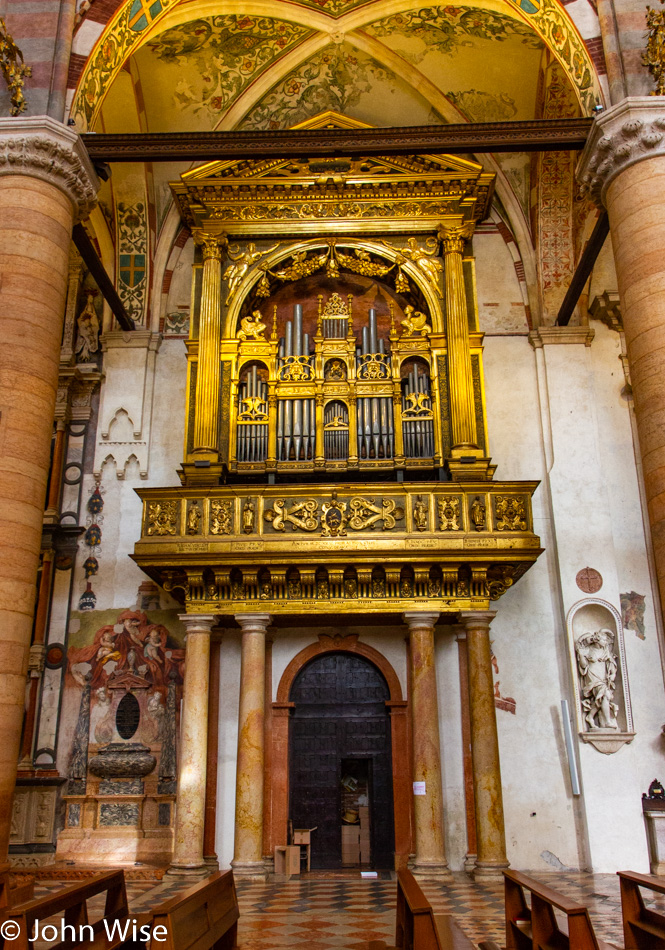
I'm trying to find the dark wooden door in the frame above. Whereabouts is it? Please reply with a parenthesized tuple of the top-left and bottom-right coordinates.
(289, 652, 395, 869)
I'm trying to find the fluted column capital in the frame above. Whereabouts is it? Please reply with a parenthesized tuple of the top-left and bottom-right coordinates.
(193, 231, 227, 261)
(438, 221, 475, 255)
(0, 116, 98, 220)
(578, 97, 665, 207)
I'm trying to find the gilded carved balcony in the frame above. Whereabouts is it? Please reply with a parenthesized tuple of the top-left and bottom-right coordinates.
(132, 481, 542, 615)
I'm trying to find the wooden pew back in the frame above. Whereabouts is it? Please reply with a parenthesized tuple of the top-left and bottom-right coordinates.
(618, 870, 665, 949)
(4, 870, 130, 950)
(504, 870, 604, 950)
(395, 868, 443, 950)
(149, 870, 239, 950)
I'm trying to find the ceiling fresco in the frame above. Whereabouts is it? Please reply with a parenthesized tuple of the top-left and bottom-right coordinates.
(236, 43, 444, 131)
(70, 0, 599, 131)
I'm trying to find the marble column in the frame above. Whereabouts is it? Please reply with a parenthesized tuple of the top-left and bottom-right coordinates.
(192, 233, 223, 456)
(170, 614, 214, 874)
(460, 610, 508, 881)
(403, 611, 452, 881)
(0, 116, 97, 865)
(232, 613, 270, 881)
(203, 634, 221, 866)
(579, 99, 665, 630)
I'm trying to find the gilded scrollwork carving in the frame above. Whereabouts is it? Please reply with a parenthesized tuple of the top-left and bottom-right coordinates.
(146, 501, 178, 536)
(382, 236, 443, 298)
(237, 310, 267, 341)
(495, 495, 527, 531)
(0, 18, 32, 116)
(357, 354, 390, 380)
(264, 498, 319, 532)
(223, 242, 279, 304)
(210, 499, 233, 535)
(348, 497, 404, 531)
(278, 356, 313, 381)
(437, 496, 460, 531)
(401, 305, 431, 338)
(487, 566, 515, 601)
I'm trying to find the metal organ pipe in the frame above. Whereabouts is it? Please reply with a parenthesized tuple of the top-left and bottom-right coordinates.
(402, 362, 434, 458)
(276, 306, 314, 461)
(356, 308, 393, 460)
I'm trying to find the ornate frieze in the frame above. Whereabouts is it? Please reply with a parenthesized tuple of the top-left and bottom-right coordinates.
(0, 117, 98, 219)
(134, 480, 542, 614)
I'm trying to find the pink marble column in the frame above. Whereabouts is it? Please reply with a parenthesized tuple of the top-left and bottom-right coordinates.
(232, 614, 271, 881)
(169, 614, 214, 874)
(460, 610, 508, 881)
(403, 611, 452, 881)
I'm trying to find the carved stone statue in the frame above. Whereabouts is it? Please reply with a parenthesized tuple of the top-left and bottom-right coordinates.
(575, 629, 619, 730)
(237, 309, 267, 341)
(75, 292, 100, 361)
(401, 305, 431, 337)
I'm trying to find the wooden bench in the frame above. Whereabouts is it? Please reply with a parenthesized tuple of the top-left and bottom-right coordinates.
(369, 868, 475, 950)
(4, 869, 147, 950)
(618, 870, 665, 949)
(148, 869, 238, 950)
(502, 869, 615, 950)
(0, 867, 34, 912)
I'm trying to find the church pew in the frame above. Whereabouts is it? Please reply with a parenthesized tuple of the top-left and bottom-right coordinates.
(2, 869, 148, 950)
(147, 869, 239, 950)
(0, 868, 34, 912)
(503, 869, 615, 950)
(369, 868, 476, 950)
(618, 870, 665, 949)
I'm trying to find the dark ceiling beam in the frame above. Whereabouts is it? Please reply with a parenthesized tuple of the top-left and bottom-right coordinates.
(72, 223, 135, 332)
(556, 211, 610, 326)
(81, 117, 594, 163)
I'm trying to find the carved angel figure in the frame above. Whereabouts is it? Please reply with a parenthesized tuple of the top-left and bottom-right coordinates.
(237, 310, 267, 341)
(576, 629, 619, 730)
(401, 305, 432, 337)
(385, 237, 443, 297)
(75, 292, 100, 361)
(223, 243, 277, 304)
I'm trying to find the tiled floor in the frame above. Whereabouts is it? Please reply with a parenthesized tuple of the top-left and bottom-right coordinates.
(28, 869, 665, 949)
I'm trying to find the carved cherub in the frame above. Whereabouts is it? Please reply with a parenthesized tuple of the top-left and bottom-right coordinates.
(237, 310, 267, 341)
(223, 243, 278, 304)
(401, 305, 431, 338)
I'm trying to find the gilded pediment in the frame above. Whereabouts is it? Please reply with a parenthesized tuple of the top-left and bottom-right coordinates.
(172, 111, 494, 234)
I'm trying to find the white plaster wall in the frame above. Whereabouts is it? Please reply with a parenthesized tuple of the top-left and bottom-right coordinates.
(474, 233, 529, 334)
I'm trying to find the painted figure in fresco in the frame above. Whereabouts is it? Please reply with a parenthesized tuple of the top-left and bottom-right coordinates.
(575, 628, 619, 730)
(237, 310, 267, 341)
(75, 292, 100, 362)
(69, 609, 184, 691)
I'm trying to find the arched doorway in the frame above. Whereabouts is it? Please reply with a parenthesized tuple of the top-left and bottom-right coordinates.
(289, 652, 395, 869)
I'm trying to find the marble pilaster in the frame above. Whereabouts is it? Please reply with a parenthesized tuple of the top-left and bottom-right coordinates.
(169, 614, 214, 874)
(232, 614, 270, 881)
(403, 611, 452, 881)
(460, 610, 508, 881)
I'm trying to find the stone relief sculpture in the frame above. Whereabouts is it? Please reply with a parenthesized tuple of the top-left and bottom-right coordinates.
(575, 629, 619, 730)
(75, 292, 100, 362)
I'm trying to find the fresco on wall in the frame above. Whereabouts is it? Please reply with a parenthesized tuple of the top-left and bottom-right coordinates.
(620, 591, 646, 641)
(238, 43, 443, 131)
(143, 16, 311, 122)
(446, 89, 518, 122)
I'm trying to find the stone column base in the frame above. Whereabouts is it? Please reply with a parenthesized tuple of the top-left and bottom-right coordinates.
(231, 860, 269, 882)
(464, 852, 477, 874)
(473, 861, 509, 882)
(165, 863, 210, 879)
(411, 862, 454, 883)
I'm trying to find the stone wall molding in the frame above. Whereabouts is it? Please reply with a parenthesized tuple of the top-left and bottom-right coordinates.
(0, 116, 98, 220)
(529, 327, 595, 348)
(578, 97, 665, 208)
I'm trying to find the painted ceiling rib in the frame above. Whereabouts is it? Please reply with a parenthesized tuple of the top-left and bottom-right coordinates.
(81, 117, 593, 162)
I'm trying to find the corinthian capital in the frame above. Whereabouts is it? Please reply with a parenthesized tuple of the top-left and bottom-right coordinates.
(438, 221, 475, 255)
(194, 231, 227, 262)
(0, 116, 98, 220)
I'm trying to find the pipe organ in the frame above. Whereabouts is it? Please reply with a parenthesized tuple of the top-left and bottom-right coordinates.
(231, 293, 442, 475)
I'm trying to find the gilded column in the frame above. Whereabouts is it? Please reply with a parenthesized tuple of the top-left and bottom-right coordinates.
(232, 613, 271, 881)
(0, 116, 97, 865)
(193, 233, 224, 455)
(170, 614, 214, 874)
(579, 100, 665, 629)
(403, 611, 453, 881)
(439, 223, 478, 454)
(460, 610, 508, 881)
